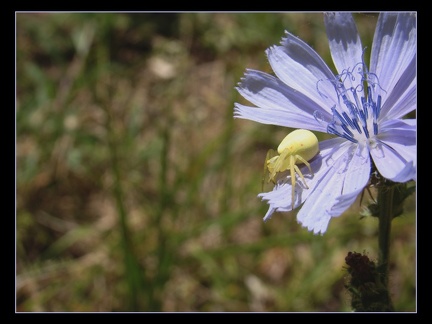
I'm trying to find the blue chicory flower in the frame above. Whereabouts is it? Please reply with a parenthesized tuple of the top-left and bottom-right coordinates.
(234, 12, 416, 234)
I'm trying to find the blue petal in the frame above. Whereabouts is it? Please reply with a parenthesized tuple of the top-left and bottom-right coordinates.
(324, 12, 363, 75)
(297, 142, 369, 234)
(373, 119, 416, 182)
(379, 69, 417, 122)
(379, 119, 416, 147)
(370, 12, 416, 105)
(391, 161, 416, 183)
(234, 103, 325, 131)
(337, 144, 371, 196)
(370, 137, 416, 183)
(329, 146, 371, 216)
(266, 32, 336, 109)
(381, 118, 416, 130)
(235, 70, 330, 132)
(297, 172, 346, 234)
(380, 57, 416, 121)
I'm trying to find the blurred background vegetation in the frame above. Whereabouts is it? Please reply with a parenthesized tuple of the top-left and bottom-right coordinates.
(16, 12, 416, 312)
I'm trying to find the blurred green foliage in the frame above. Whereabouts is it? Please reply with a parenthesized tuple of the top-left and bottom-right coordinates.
(16, 12, 415, 312)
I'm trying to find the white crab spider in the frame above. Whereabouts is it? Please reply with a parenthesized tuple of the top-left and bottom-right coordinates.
(263, 129, 319, 209)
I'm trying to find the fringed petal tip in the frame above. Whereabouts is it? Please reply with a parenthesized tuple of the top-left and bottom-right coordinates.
(265, 45, 278, 56)
(263, 207, 275, 222)
(298, 219, 329, 236)
(236, 69, 259, 88)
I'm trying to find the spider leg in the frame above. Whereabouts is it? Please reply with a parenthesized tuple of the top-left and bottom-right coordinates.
(295, 154, 313, 175)
(290, 155, 296, 210)
(294, 164, 308, 189)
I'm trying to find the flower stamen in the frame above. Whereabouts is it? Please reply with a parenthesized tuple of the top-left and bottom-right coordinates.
(325, 60, 384, 146)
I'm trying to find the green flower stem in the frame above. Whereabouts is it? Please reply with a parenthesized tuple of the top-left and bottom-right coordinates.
(377, 184, 395, 311)
(106, 112, 144, 310)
